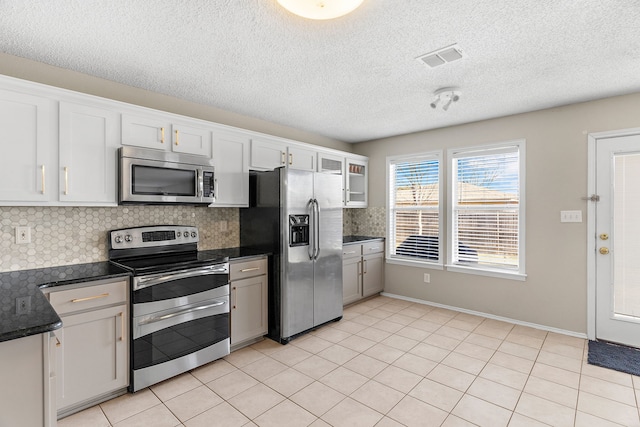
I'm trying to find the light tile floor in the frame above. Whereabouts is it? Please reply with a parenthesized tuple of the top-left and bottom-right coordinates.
(59, 296, 640, 427)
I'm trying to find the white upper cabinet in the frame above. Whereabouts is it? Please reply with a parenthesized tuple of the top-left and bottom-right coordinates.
(345, 157, 368, 208)
(287, 145, 316, 172)
(121, 113, 212, 157)
(250, 137, 287, 170)
(59, 102, 120, 204)
(250, 138, 317, 172)
(0, 89, 55, 202)
(172, 121, 212, 157)
(317, 152, 345, 175)
(210, 130, 249, 207)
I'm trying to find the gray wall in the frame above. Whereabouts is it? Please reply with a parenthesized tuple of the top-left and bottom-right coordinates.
(352, 92, 640, 334)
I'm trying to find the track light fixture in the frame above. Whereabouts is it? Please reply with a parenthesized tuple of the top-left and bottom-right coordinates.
(430, 87, 461, 111)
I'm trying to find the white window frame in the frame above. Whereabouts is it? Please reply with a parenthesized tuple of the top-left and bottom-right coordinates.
(446, 140, 526, 280)
(386, 151, 444, 269)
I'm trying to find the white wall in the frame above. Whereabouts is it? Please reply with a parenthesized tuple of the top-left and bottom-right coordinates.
(353, 92, 640, 334)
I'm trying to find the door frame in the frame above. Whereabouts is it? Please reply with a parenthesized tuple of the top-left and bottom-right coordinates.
(587, 127, 640, 341)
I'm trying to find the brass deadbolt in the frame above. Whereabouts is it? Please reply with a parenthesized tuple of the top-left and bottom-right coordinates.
(599, 247, 610, 255)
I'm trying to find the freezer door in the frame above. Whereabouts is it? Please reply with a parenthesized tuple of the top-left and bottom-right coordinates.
(313, 173, 344, 327)
(282, 169, 315, 338)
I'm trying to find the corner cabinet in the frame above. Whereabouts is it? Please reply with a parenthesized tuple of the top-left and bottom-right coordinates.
(343, 239, 384, 305)
(230, 257, 268, 349)
(45, 277, 129, 418)
(0, 333, 56, 427)
(345, 157, 368, 208)
(210, 131, 249, 207)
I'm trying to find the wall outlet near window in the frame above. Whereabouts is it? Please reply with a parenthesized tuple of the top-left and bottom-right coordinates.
(560, 210, 582, 223)
(423, 273, 431, 283)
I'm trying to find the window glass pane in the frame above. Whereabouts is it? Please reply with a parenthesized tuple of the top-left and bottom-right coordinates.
(389, 156, 440, 262)
(453, 146, 521, 270)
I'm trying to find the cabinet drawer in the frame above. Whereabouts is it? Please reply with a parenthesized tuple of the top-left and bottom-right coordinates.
(342, 244, 362, 259)
(230, 258, 267, 281)
(362, 241, 384, 255)
(49, 279, 128, 315)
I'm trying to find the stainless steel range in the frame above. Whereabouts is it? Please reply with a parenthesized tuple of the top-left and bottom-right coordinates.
(108, 225, 230, 392)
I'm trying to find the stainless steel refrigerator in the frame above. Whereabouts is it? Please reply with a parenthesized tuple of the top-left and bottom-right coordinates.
(240, 167, 343, 343)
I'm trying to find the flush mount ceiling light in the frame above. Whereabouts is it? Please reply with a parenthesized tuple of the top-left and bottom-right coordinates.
(430, 87, 461, 111)
(277, 0, 364, 20)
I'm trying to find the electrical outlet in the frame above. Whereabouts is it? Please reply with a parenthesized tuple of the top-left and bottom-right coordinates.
(424, 273, 431, 283)
(16, 296, 31, 315)
(15, 226, 31, 244)
(220, 221, 228, 232)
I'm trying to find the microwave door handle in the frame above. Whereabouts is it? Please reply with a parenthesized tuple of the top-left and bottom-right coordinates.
(197, 170, 204, 198)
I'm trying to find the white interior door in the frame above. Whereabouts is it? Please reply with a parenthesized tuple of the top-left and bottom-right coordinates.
(595, 133, 640, 347)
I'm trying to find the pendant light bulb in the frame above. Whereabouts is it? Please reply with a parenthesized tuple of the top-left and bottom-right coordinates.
(277, 0, 364, 20)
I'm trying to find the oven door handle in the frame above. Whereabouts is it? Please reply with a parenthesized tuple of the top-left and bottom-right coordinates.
(138, 300, 226, 326)
(134, 265, 228, 291)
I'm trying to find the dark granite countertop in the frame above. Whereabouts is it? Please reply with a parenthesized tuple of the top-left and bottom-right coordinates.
(0, 249, 271, 344)
(343, 235, 384, 244)
(0, 262, 130, 343)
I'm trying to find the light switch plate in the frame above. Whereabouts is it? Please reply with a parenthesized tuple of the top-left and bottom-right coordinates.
(560, 210, 582, 223)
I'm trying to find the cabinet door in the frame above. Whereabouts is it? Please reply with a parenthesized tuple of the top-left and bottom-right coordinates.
(231, 275, 268, 345)
(345, 158, 368, 208)
(0, 89, 55, 202)
(210, 131, 249, 207)
(362, 252, 384, 297)
(59, 102, 119, 204)
(250, 138, 287, 170)
(287, 146, 316, 172)
(121, 113, 171, 149)
(318, 152, 345, 174)
(57, 305, 128, 412)
(343, 256, 362, 305)
(172, 122, 212, 157)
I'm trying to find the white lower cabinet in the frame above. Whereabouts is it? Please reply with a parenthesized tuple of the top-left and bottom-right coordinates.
(46, 278, 129, 418)
(342, 240, 385, 305)
(230, 257, 268, 348)
(0, 333, 55, 427)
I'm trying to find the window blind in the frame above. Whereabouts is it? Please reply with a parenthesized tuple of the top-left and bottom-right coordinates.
(452, 146, 521, 269)
(388, 154, 441, 262)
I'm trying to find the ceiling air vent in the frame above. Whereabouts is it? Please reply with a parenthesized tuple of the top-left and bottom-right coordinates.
(417, 44, 464, 68)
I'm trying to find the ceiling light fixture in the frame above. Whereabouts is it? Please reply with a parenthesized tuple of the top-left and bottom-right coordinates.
(430, 87, 461, 111)
(277, 0, 364, 20)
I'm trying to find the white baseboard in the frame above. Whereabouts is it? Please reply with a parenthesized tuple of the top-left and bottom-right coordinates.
(380, 292, 588, 340)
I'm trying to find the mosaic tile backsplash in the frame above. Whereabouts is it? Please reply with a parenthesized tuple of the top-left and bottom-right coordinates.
(0, 206, 238, 272)
(1, 206, 384, 272)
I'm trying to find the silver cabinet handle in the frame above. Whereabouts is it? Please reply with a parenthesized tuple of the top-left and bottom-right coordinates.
(64, 166, 69, 195)
(41, 165, 46, 194)
(119, 312, 124, 341)
(71, 293, 109, 303)
(344, 251, 356, 255)
(139, 300, 225, 325)
(363, 260, 367, 274)
(240, 267, 260, 273)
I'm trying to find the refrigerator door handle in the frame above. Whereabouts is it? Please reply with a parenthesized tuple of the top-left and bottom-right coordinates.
(307, 199, 315, 260)
(313, 198, 321, 260)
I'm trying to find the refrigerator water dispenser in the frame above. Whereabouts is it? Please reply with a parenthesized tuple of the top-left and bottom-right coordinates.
(289, 215, 309, 246)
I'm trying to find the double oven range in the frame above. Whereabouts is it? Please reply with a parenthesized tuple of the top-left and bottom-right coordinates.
(109, 225, 230, 392)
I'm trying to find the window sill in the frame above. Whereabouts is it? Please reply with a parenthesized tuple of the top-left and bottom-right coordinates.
(445, 264, 527, 281)
(386, 257, 444, 270)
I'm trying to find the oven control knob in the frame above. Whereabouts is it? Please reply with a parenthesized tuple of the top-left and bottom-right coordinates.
(125, 234, 133, 242)
(114, 235, 123, 244)
(191, 231, 197, 238)
(176, 231, 181, 238)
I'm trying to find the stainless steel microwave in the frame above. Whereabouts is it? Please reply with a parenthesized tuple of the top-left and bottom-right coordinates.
(119, 146, 215, 205)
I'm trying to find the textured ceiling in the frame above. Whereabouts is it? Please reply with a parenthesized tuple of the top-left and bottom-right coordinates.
(1, 0, 639, 143)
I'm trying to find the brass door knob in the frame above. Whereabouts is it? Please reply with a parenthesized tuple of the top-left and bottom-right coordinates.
(599, 233, 609, 241)
(599, 247, 610, 255)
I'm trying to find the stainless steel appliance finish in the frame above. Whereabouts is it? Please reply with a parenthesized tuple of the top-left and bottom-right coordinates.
(108, 225, 230, 392)
(119, 146, 215, 205)
(240, 168, 343, 343)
